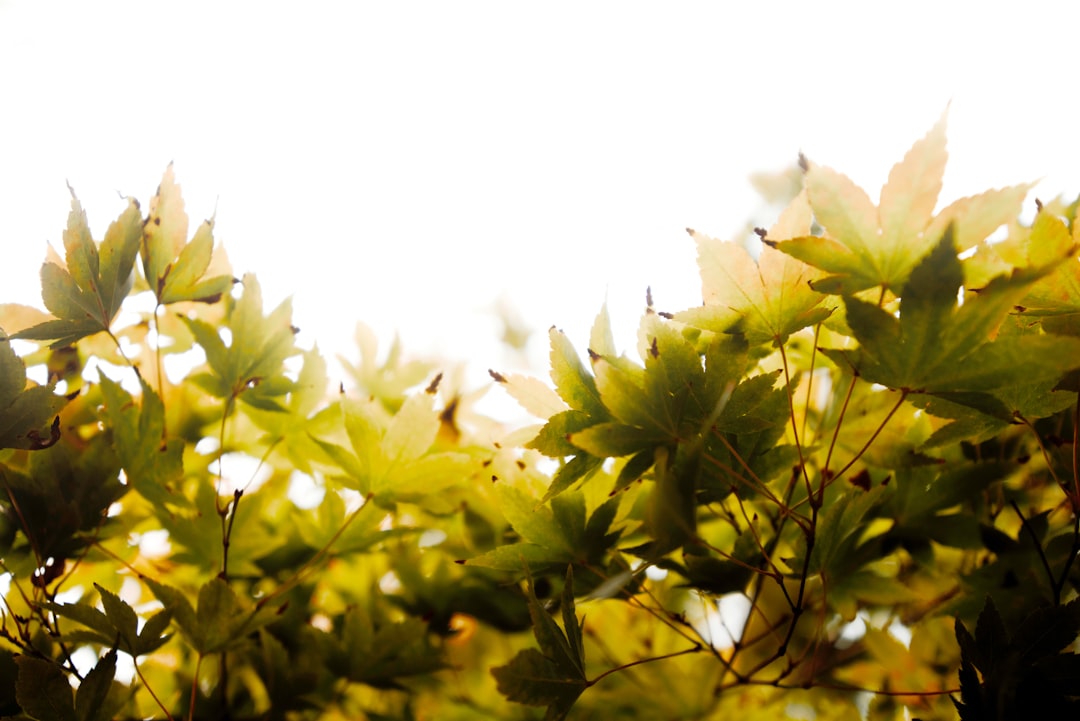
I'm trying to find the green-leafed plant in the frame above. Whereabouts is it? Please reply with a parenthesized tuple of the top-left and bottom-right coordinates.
(0, 118, 1077, 720)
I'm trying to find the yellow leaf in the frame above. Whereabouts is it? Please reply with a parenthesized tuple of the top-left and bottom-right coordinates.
(879, 111, 948, 274)
(685, 226, 830, 344)
(805, 161, 879, 258)
(495, 372, 568, 419)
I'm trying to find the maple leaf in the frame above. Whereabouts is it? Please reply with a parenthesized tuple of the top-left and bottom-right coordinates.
(97, 373, 184, 506)
(13, 187, 141, 348)
(313, 391, 473, 504)
(1010, 209, 1080, 323)
(147, 577, 283, 655)
(44, 583, 172, 658)
(676, 190, 833, 344)
(141, 164, 235, 305)
(0, 333, 68, 450)
(822, 227, 1080, 399)
(492, 567, 588, 721)
(768, 113, 1033, 296)
(183, 273, 299, 412)
(467, 486, 621, 574)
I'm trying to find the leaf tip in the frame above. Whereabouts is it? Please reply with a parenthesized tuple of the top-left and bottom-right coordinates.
(426, 372, 443, 393)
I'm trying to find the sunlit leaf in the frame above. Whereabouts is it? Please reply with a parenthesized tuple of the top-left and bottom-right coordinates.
(13, 189, 141, 347)
(142, 164, 234, 304)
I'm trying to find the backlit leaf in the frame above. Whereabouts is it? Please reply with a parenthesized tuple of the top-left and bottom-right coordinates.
(14, 189, 141, 348)
(678, 219, 831, 345)
(142, 164, 234, 305)
(0, 334, 67, 450)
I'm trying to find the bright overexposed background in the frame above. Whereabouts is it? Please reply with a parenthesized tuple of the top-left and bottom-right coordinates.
(2, 1, 1078, 388)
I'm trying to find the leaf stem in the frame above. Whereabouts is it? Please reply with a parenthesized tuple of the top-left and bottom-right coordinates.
(1010, 499, 1058, 604)
(777, 343, 812, 503)
(189, 653, 203, 721)
(827, 389, 908, 488)
(255, 493, 375, 608)
(822, 373, 857, 480)
(135, 658, 174, 721)
(586, 644, 702, 687)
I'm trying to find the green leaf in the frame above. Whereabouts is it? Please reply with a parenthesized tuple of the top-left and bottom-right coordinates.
(13, 189, 141, 348)
(491, 567, 588, 720)
(317, 395, 473, 502)
(771, 116, 947, 295)
(829, 228, 1080, 395)
(0, 334, 67, 450)
(97, 373, 184, 506)
(141, 164, 234, 305)
(548, 329, 605, 415)
(14, 656, 75, 721)
(1014, 210, 1080, 321)
(74, 649, 115, 721)
(41, 601, 114, 647)
(529, 410, 597, 457)
(809, 486, 887, 576)
(323, 606, 445, 688)
(148, 577, 281, 655)
(495, 485, 574, 556)
(679, 220, 831, 344)
(643, 445, 697, 557)
(180, 273, 299, 411)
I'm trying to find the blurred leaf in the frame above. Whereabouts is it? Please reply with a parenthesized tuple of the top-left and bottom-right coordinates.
(182, 273, 298, 412)
(97, 373, 184, 506)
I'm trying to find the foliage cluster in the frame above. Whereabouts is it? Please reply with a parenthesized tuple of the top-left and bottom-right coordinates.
(0, 117, 1078, 720)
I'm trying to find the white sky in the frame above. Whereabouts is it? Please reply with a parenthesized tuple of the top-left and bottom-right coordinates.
(1, 1, 1078, 389)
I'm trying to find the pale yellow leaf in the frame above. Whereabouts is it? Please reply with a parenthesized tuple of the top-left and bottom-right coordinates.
(0, 305, 53, 335)
(589, 302, 617, 358)
(497, 373, 568, 419)
(382, 391, 438, 465)
(805, 162, 878, 257)
(767, 188, 813, 240)
(878, 111, 948, 272)
(925, 183, 1034, 253)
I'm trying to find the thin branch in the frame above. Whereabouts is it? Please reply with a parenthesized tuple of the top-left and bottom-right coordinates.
(135, 658, 175, 721)
(1010, 500, 1058, 604)
(587, 645, 703, 687)
(777, 343, 812, 501)
(822, 373, 858, 478)
(827, 389, 908, 488)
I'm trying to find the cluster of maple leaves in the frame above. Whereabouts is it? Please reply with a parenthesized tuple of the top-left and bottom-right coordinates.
(0, 116, 1077, 720)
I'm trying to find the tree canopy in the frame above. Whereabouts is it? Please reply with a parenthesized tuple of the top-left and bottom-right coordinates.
(0, 118, 1077, 719)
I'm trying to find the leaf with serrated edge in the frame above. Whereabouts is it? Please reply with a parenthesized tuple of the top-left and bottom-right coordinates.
(0, 334, 67, 450)
(74, 649, 115, 721)
(497, 372, 568, 419)
(589, 302, 617, 358)
(492, 567, 587, 720)
(15, 193, 141, 347)
(548, 329, 604, 415)
(382, 392, 438, 465)
(15, 655, 76, 721)
(495, 484, 572, 554)
(878, 112, 947, 279)
(680, 223, 830, 344)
